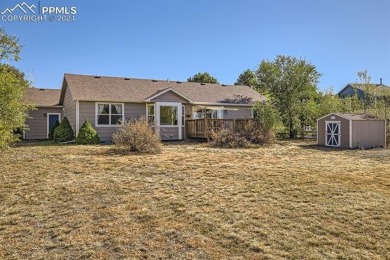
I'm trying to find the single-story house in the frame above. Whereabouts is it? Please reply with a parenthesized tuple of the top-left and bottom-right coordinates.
(317, 113, 386, 149)
(24, 88, 62, 139)
(338, 79, 389, 99)
(24, 73, 265, 141)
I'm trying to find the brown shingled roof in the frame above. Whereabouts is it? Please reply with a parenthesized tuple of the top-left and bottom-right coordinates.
(63, 74, 265, 105)
(334, 113, 382, 121)
(25, 88, 61, 107)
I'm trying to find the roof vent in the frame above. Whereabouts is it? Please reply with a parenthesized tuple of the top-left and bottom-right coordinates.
(152, 79, 158, 82)
(200, 83, 206, 85)
(39, 88, 45, 91)
(124, 78, 130, 80)
(176, 81, 182, 84)
(94, 76, 101, 78)
(222, 84, 227, 86)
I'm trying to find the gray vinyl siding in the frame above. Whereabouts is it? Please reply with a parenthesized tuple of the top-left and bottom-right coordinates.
(317, 115, 350, 148)
(223, 107, 253, 119)
(160, 127, 180, 140)
(25, 107, 62, 139)
(151, 91, 188, 103)
(352, 120, 386, 148)
(78, 101, 146, 142)
(63, 86, 76, 132)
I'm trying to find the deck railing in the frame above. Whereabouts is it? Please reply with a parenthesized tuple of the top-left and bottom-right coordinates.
(186, 119, 250, 138)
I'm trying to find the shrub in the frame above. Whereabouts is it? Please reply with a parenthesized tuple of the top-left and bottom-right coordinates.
(48, 120, 60, 140)
(209, 102, 280, 148)
(76, 119, 100, 144)
(241, 120, 273, 145)
(53, 117, 74, 142)
(112, 117, 161, 153)
(209, 128, 250, 148)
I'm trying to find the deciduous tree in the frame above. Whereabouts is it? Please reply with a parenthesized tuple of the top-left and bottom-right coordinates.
(0, 28, 31, 148)
(255, 55, 321, 138)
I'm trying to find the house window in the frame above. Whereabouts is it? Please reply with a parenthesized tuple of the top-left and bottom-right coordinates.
(182, 105, 185, 126)
(193, 107, 223, 119)
(147, 104, 155, 124)
(160, 105, 178, 125)
(96, 103, 124, 126)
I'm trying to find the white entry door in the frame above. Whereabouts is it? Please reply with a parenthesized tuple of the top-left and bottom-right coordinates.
(156, 102, 182, 140)
(325, 121, 341, 147)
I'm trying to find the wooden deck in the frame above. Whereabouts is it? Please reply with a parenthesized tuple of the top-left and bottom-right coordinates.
(186, 119, 249, 138)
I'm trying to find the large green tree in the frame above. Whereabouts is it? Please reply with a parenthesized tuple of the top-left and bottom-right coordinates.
(187, 72, 218, 84)
(0, 28, 21, 61)
(256, 55, 321, 138)
(0, 28, 31, 149)
(234, 69, 257, 88)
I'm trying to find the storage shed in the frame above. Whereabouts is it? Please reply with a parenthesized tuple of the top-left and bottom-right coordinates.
(317, 113, 386, 149)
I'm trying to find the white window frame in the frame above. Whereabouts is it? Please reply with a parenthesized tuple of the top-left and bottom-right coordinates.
(157, 102, 181, 128)
(146, 103, 155, 125)
(182, 105, 185, 127)
(47, 113, 61, 139)
(95, 102, 124, 127)
(155, 102, 182, 139)
(325, 121, 341, 147)
(192, 107, 223, 119)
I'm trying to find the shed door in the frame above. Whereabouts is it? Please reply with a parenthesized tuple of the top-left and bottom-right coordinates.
(325, 121, 341, 147)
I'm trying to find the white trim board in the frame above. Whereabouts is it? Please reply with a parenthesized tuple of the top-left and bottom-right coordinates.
(325, 121, 341, 147)
(94, 102, 125, 128)
(145, 88, 193, 103)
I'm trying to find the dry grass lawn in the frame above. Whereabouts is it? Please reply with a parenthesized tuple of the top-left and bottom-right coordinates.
(0, 141, 389, 259)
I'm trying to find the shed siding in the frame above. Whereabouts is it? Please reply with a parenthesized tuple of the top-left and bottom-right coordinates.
(78, 101, 146, 142)
(63, 85, 76, 132)
(317, 114, 350, 148)
(223, 107, 252, 119)
(25, 107, 62, 139)
(151, 91, 188, 103)
(351, 120, 386, 148)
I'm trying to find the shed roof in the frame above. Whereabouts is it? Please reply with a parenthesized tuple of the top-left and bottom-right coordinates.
(62, 73, 265, 105)
(321, 113, 384, 121)
(25, 88, 62, 107)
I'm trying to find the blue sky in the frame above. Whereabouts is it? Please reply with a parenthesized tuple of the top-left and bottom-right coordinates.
(1, 0, 389, 92)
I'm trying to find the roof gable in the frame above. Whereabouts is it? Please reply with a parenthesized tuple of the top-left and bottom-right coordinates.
(145, 88, 193, 103)
(338, 83, 390, 96)
(318, 113, 383, 121)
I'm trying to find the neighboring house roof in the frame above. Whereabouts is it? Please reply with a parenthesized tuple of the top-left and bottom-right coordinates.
(25, 88, 62, 107)
(338, 83, 390, 97)
(318, 113, 383, 121)
(61, 73, 265, 105)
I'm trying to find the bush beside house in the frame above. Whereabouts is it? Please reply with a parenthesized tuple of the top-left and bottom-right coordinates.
(209, 102, 279, 148)
(112, 117, 161, 153)
(48, 120, 60, 140)
(76, 120, 100, 144)
(53, 117, 74, 142)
